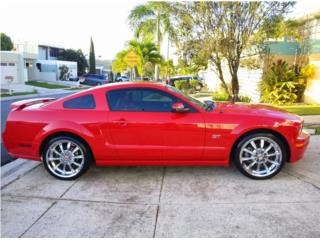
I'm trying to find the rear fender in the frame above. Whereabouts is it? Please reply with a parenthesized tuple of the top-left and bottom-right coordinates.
(34, 121, 96, 157)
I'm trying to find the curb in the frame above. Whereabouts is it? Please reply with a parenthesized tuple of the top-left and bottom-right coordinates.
(1, 159, 40, 188)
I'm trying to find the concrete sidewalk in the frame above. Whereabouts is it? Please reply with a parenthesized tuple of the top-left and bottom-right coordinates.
(1, 136, 320, 237)
(303, 115, 320, 125)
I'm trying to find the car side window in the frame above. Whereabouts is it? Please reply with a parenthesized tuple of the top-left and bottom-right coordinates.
(63, 94, 96, 109)
(107, 88, 196, 112)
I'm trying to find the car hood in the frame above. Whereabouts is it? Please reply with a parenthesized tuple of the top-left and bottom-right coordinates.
(215, 102, 302, 121)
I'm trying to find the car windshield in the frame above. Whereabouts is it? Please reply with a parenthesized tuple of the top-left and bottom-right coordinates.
(166, 85, 213, 111)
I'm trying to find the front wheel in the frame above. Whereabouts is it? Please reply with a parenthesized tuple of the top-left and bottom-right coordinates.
(42, 136, 91, 180)
(233, 133, 286, 179)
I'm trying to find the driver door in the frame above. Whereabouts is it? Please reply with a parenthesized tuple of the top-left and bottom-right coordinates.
(105, 87, 205, 161)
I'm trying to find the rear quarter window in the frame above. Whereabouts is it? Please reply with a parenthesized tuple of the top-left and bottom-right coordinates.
(63, 94, 95, 109)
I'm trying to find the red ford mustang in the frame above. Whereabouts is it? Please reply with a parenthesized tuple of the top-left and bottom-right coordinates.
(2, 82, 310, 180)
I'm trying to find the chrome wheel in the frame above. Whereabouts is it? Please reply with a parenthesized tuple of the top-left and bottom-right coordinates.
(45, 140, 85, 178)
(239, 137, 282, 178)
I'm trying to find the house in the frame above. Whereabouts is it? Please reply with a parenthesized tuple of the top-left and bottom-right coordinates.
(38, 43, 64, 61)
(0, 41, 77, 87)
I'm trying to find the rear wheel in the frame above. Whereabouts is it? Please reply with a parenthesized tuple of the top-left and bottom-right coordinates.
(233, 133, 286, 179)
(42, 136, 91, 180)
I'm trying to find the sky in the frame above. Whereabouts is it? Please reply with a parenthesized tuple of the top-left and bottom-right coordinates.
(1, 0, 320, 60)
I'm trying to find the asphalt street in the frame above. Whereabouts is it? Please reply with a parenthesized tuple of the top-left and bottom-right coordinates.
(1, 92, 72, 166)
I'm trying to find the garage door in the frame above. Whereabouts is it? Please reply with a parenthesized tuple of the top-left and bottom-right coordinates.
(1, 62, 18, 85)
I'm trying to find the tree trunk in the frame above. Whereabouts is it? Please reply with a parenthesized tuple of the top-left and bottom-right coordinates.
(231, 73, 240, 102)
(227, 57, 240, 102)
(212, 56, 231, 97)
(154, 13, 161, 81)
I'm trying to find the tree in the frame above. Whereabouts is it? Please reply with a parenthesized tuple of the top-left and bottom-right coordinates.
(128, 39, 162, 79)
(0, 32, 13, 51)
(172, 2, 294, 101)
(89, 37, 96, 74)
(112, 39, 162, 80)
(58, 49, 88, 75)
(112, 50, 129, 74)
(128, 2, 175, 80)
(160, 59, 176, 80)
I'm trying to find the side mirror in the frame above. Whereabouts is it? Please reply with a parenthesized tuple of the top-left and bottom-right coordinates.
(172, 102, 189, 113)
(204, 100, 214, 106)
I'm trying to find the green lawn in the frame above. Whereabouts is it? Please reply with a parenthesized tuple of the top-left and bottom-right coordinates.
(0, 90, 38, 97)
(315, 127, 320, 134)
(278, 105, 320, 116)
(26, 81, 69, 89)
(191, 92, 213, 98)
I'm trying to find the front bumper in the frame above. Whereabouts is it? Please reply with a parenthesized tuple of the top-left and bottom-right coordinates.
(290, 130, 310, 163)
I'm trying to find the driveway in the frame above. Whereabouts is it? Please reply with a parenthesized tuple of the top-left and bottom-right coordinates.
(1, 136, 320, 238)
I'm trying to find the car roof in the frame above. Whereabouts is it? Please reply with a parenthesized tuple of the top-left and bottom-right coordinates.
(45, 82, 166, 107)
(65, 82, 167, 98)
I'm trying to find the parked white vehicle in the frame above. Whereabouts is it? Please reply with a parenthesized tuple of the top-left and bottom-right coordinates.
(116, 76, 129, 82)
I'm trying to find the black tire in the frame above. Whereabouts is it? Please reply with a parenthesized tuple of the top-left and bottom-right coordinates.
(233, 133, 287, 180)
(42, 136, 92, 180)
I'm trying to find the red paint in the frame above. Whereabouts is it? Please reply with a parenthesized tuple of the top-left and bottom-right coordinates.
(2, 82, 310, 166)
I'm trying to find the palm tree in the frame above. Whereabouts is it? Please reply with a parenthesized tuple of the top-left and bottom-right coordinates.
(128, 39, 162, 80)
(128, 2, 175, 80)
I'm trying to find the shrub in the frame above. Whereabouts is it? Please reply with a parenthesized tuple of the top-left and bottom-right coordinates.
(189, 79, 200, 89)
(239, 95, 251, 103)
(212, 91, 230, 101)
(174, 80, 188, 91)
(296, 64, 316, 102)
(259, 60, 304, 105)
(300, 64, 316, 79)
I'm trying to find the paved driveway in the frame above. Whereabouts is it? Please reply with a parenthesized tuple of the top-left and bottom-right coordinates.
(1, 136, 320, 238)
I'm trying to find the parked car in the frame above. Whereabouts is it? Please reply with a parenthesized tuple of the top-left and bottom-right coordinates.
(3, 82, 310, 180)
(169, 75, 204, 89)
(115, 76, 129, 82)
(80, 74, 109, 86)
(135, 77, 150, 81)
(69, 76, 79, 81)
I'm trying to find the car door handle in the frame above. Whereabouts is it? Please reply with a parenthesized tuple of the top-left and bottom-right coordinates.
(113, 118, 127, 126)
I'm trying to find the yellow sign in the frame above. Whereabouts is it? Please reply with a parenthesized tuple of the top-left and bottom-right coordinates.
(123, 51, 139, 68)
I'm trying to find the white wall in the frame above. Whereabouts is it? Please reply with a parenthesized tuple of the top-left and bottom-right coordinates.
(238, 68, 263, 103)
(36, 72, 57, 82)
(202, 62, 263, 103)
(0, 51, 23, 85)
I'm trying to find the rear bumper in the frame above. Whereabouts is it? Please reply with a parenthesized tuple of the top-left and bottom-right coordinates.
(290, 130, 310, 163)
(2, 131, 40, 161)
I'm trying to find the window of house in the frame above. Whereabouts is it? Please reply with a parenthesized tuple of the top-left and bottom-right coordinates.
(49, 48, 59, 58)
(8, 63, 15, 66)
(107, 88, 196, 112)
(1, 63, 7, 66)
(63, 94, 96, 109)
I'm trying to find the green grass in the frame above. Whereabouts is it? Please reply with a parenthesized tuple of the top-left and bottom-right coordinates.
(1, 90, 38, 97)
(26, 81, 69, 89)
(277, 104, 320, 116)
(191, 92, 213, 98)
